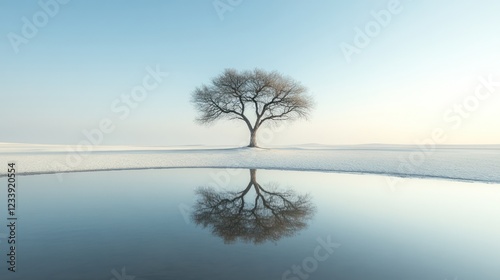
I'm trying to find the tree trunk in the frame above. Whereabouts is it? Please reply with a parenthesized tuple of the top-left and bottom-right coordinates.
(248, 129, 258, 147)
(249, 169, 257, 183)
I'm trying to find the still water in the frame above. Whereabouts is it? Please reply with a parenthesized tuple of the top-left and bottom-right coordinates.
(1, 168, 499, 280)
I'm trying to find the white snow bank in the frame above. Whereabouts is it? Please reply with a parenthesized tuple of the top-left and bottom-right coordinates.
(0, 143, 499, 183)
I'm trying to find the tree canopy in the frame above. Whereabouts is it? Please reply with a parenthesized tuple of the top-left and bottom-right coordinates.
(192, 169, 315, 244)
(191, 69, 314, 147)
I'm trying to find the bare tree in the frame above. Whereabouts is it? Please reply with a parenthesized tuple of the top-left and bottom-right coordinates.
(191, 69, 314, 147)
(192, 169, 315, 244)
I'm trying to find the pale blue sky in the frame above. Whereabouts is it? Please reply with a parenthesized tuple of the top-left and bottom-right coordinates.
(1, 0, 500, 146)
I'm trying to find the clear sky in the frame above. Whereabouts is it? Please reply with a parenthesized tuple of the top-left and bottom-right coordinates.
(1, 0, 499, 146)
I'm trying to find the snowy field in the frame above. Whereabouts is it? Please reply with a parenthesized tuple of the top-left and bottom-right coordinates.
(1, 142, 499, 184)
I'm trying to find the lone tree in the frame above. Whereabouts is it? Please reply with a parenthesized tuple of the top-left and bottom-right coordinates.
(192, 169, 315, 244)
(191, 69, 314, 147)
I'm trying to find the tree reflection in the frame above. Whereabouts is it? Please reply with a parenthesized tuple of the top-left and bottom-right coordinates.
(192, 169, 315, 244)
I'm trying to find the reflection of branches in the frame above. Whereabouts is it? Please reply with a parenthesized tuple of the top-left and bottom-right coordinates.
(192, 169, 315, 244)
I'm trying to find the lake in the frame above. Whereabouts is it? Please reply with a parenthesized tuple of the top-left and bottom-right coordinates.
(1, 168, 499, 280)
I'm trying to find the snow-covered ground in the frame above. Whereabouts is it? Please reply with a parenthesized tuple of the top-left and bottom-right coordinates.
(1, 142, 499, 183)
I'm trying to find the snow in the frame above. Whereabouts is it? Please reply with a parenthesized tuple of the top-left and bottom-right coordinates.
(0, 142, 499, 184)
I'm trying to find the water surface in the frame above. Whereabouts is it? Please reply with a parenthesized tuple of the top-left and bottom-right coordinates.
(1, 168, 499, 280)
